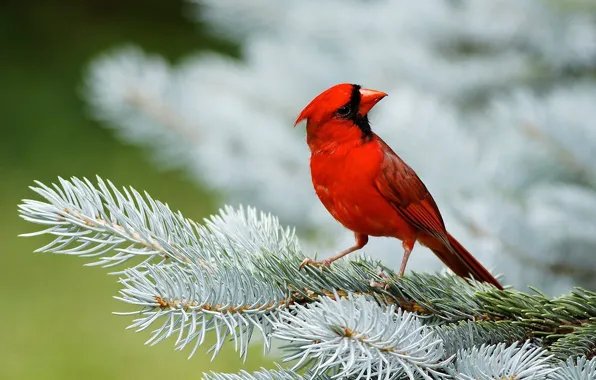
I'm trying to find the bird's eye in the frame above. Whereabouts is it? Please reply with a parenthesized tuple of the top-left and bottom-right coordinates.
(336, 105, 352, 117)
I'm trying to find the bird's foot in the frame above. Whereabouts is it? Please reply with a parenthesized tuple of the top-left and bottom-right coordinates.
(299, 257, 332, 270)
(370, 270, 394, 290)
(370, 281, 389, 289)
(378, 270, 391, 281)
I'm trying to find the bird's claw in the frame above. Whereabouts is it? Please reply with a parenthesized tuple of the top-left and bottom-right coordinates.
(370, 270, 394, 290)
(370, 281, 390, 290)
(377, 270, 391, 280)
(299, 258, 332, 271)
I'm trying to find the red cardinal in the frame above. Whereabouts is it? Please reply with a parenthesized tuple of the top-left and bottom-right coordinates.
(295, 83, 503, 289)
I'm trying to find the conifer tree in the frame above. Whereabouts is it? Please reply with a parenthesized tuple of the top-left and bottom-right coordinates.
(19, 177, 596, 379)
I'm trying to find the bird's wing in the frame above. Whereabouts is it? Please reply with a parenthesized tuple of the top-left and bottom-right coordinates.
(373, 139, 449, 246)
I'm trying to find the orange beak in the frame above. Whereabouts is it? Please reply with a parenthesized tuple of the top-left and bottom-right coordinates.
(358, 88, 387, 115)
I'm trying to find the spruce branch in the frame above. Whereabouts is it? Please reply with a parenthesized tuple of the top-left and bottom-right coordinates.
(476, 288, 596, 338)
(451, 341, 556, 379)
(18, 177, 296, 358)
(549, 357, 596, 380)
(18, 177, 596, 379)
(19, 176, 203, 271)
(433, 320, 532, 358)
(115, 261, 285, 359)
(549, 324, 596, 361)
(202, 368, 330, 380)
(272, 293, 450, 379)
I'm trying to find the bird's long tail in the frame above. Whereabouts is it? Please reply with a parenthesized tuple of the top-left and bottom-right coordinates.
(424, 233, 503, 290)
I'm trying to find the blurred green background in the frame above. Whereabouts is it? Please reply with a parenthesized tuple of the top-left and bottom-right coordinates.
(0, 1, 271, 378)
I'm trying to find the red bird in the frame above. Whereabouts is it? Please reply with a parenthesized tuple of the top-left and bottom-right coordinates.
(295, 83, 503, 289)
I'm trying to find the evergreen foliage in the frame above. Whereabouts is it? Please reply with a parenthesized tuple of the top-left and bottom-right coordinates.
(19, 177, 596, 379)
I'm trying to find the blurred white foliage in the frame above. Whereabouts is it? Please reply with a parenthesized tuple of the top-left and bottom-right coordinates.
(85, 0, 596, 294)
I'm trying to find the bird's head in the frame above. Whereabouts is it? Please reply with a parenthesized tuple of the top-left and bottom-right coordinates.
(295, 83, 387, 149)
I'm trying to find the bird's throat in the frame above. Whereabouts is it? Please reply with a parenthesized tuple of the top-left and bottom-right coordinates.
(306, 118, 373, 153)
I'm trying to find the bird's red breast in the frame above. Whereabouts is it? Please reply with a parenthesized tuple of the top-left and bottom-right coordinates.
(310, 134, 417, 240)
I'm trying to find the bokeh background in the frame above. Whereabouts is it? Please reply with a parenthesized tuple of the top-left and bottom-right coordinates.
(1, 1, 269, 379)
(2, 1, 596, 379)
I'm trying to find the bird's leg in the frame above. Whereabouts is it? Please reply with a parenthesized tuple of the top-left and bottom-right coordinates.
(370, 239, 416, 290)
(398, 239, 416, 277)
(300, 233, 368, 270)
